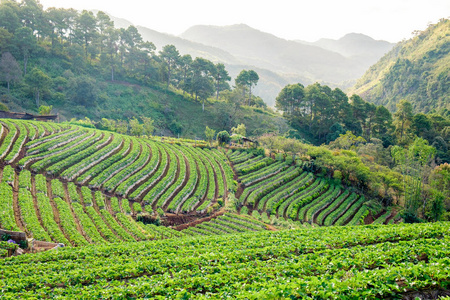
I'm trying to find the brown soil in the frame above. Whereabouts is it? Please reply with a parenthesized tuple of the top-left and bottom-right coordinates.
(401, 289, 450, 300)
(171, 207, 226, 230)
(46, 179, 75, 246)
(364, 211, 374, 225)
(162, 151, 189, 211)
(12, 169, 25, 231)
(384, 209, 398, 224)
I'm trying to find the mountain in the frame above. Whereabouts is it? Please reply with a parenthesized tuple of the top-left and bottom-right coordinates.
(300, 33, 395, 63)
(349, 19, 449, 113)
(180, 24, 360, 83)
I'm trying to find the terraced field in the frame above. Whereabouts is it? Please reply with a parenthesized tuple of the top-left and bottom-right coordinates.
(0, 119, 397, 247)
(0, 119, 238, 245)
(228, 149, 397, 226)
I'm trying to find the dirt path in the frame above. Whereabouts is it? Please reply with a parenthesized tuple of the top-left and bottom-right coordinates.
(12, 169, 25, 232)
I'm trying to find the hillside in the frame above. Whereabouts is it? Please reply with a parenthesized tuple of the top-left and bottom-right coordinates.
(0, 119, 402, 246)
(1, 222, 449, 298)
(350, 18, 450, 113)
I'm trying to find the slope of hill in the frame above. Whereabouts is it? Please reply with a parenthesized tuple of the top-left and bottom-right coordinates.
(0, 119, 400, 247)
(2, 221, 449, 298)
(350, 18, 450, 113)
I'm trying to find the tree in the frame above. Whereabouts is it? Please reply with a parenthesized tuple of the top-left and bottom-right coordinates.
(38, 105, 52, 115)
(141, 116, 155, 136)
(231, 123, 246, 136)
(235, 70, 259, 105)
(159, 44, 180, 89)
(67, 76, 99, 106)
(391, 137, 436, 219)
(0, 52, 22, 92)
(204, 126, 216, 145)
(373, 105, 394, 146)
(190, 57, 215, 111)
(12, 26, 36, 75)
(25, 68, 51, 108)
(275, 83, 305, 118)
(129, 117, 144, 136)
(74, 10, 98, 58)
(394, 99, 414, 140)
(212, 63, 230, 100)
(217, 130, 230, 145)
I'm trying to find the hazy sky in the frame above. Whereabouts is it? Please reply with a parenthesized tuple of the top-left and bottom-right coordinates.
(39, 0, 449, 43)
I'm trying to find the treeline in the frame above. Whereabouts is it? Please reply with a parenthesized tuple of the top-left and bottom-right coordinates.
(0, 0, 265, 112)
(276, 82, 450, 163)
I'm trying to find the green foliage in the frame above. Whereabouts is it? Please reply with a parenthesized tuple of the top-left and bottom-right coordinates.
(38, 105, 52, 115)
(351, 19, 449, 113)
(204, 126, 215, 144)
(217, 130, 230, 145)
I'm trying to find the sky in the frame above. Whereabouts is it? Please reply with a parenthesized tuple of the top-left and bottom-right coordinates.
(39, 0, 449, 43)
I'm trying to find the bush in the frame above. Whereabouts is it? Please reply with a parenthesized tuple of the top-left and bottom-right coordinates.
(217, 131, 230, 145)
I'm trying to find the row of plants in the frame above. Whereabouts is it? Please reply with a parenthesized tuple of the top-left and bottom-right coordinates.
(212, 149, 235, 193)
(84, 206, 120, 243)
(18, 170, 31, 189)
(62, 133, 125, 182)
(141, 145, 178, 206)
(115, 141, 161, 196)
(2, 165, 15, 183)
(103, 140, 150, 193)
(34, 174, 47, 194)
(302, 185, 341, 222)
(35, 193, 70, 245)
(87, 137, 138, 188)
(242, 167, 301, 206)
(17, 188, 51, 242)
(178, 147, 210, 213)
(53, 197, 89, 246)
(51, 179, 65, 198)
(28, 131, 101, 172)
(334, 196, 367, 226)
(100, 209, 136, 242)
(240, 161, 288, 186)
(0, 120, 19, 161)
(323, 193, 360, 226)
(158, 146, 187, 209)
(71, 202, 105, 244)
(67, 182, 80, 202)
(26, 128, 83, 156)
(127, 144, 168, 200)
(1, 221, 449, 297)
(236, 156, 274, 176)
(0, 182, 19, 231)
(169, 147, 199, 213)
(5, 121, 28, 164)
(373, 208, 393, 225)
(45, 132, 112, 176)
(285, 179, 329, 220)
(260, 172, 312, 213)
(347, 204, 370, 226)
(315, 190, 350, 225)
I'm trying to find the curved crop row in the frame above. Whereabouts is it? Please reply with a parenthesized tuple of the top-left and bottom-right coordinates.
(45, 132, 111, 176)
(259, 171, 311, 213)
(300, 185, 341, 222)
(35, 193, 70, 245)
(115, 141, 161, 197)
(315, 190, 350, 225)
(102, 140, 149, 193)
(53, 197, 89, 246)
(71, 202, 105, 244)
(0, 120, 19, 161)
(61, 133, 124, 181)
(240, 161, 288, 186)
(285, 179, 329, 220)
(5, 120, 28, 164)
(323, 193, 359, 226)
(334, 196, 366, 226)
(18, 188, 51, 242)
(0, 181, 19, 231)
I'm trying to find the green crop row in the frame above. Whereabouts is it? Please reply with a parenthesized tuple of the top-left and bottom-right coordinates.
(302, 185, 341, 222)
(71, 202, 105, 244)
(61, 133, 124, 181)
(0, 182, 19, 231)
(0, 120, 18, 161)
(53, 197, 88, 246)
(315, 190, 350, 225)
(240, 161, 288, 186)
(35, 193, 70, 245)
(323, 193, 359, 226)
(103, 140, 150, 193)
(18, 188, 51, 242)
(334, 196, 367, 226)
(45, 132, 111, 176)
(87, 137, 137, 187)
(260, 171, 311, 213)
(285, 180, 329, 220)
(115, 141, 161, 196)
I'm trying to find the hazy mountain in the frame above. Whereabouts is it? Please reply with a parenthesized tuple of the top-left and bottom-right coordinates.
(106, 14, 396, 106)
(180, 24, 360, 83)
(299, 33, 394, 63)
(349, 19, 449, 113)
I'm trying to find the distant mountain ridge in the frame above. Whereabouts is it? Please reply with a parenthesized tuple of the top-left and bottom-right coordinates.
(349, 19, 449, 113)
(106, 14, 395, 105)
